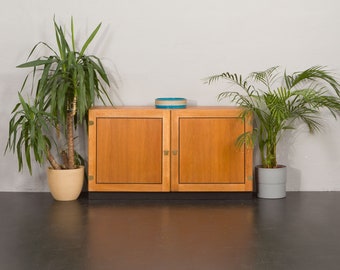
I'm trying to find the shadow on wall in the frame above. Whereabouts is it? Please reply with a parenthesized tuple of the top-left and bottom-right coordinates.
(277, 128, 302, 191)
(286, 167, 302, 191)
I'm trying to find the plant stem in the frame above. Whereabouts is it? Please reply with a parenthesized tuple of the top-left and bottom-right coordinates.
(47, 149, 61, 170)
(66, 98, 76, 169)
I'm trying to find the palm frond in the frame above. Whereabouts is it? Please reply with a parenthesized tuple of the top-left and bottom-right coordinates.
(249, 66, 280, 91)
(206, 65, 340, 168)
(288, 66, 340, 95)
(206, 72, 252, 93)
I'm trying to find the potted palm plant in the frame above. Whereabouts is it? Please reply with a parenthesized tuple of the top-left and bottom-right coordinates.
(5, 17, 113, 201)
(207, 66, 340, 199)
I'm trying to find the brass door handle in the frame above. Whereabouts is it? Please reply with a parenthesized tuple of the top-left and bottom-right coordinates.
(172, 150, 178, 155)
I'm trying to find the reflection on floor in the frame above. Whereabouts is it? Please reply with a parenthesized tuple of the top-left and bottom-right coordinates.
(1, 192, 340, 270)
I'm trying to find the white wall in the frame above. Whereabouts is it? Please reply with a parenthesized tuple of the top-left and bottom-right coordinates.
(1, 0, 340, 191)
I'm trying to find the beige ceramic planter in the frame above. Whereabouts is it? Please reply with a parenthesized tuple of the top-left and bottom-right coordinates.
(47, 166, 84, 201)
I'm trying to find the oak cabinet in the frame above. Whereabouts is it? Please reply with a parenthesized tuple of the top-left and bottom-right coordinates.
(88, 107, 253, 192)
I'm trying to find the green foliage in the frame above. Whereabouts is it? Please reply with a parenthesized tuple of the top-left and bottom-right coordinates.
(206, 66, 340, 168)
(6, 17, 113, 174)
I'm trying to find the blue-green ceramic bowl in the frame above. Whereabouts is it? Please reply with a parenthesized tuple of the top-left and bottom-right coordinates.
(155, 97, 187, 109)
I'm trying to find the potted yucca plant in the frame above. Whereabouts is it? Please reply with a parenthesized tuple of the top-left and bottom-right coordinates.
(5, 17, 113, 201)
(207, 66, 340, 198)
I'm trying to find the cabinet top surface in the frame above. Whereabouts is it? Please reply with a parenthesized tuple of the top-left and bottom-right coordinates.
(90, 106, 242, 110)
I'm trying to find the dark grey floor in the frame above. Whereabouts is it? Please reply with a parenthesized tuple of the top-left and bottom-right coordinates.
(1, 192, 340, 270)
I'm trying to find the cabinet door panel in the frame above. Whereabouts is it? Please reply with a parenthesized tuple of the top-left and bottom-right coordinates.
(88, 108, 170, 192)
(171, 108, 252, 192)
(178, 117, 245, 184)
(96, 118, 162, 184)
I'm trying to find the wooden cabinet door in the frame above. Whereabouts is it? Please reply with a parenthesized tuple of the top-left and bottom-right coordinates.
(171, 108, 253, 192)
(88, 108, 170, 191)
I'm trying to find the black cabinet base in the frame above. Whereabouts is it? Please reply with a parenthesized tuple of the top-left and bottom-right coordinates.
(84, 192, 255, 201)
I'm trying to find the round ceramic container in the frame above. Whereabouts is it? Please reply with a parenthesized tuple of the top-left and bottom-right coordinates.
(155, 98, 187, 109)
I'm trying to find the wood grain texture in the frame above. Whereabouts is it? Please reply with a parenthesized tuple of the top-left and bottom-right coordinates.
(88, 108, 170, 192)
(88, 107, 252, 192)
(96, 118, 162, 184)
(171, 108, 253, 192)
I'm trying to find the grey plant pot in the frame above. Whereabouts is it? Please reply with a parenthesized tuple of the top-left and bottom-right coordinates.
(256, 165, 287, 199)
